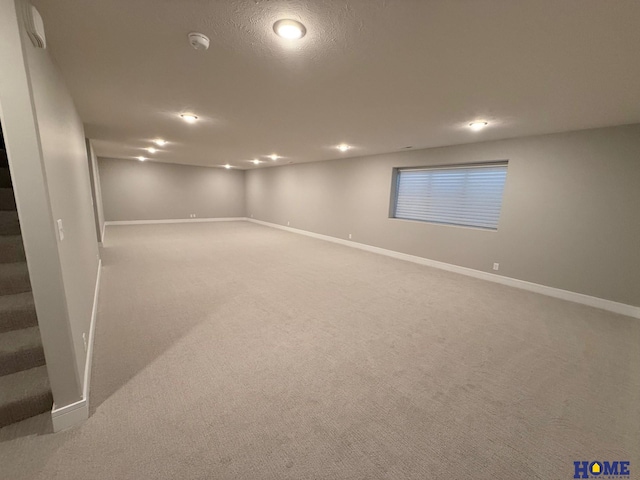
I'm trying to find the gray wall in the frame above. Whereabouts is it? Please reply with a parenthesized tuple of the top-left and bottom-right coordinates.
(246, 124, 640, 307)
(98, 157, 245, 221)
(86, 139, 105, 242)
(0, 0, 100, 406)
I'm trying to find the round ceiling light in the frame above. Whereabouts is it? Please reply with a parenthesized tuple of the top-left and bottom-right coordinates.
(469, 121, 488, 131)
(145, 147, 157, 153)
(153, 139, 167, 146)
(252, 159, 261, 165)
(180, 113, 198, 123)
(337, 144, 351, 152)
(224, 164, 232, 169)
(137, 156, 146, 162)
(273, 19, 306, 40)
(269, 154, 280, 161)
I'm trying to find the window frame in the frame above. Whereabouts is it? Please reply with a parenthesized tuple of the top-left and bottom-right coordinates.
(389, 161, 509, 230)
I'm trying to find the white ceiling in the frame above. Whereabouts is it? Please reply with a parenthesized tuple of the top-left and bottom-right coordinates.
(32, 0, 640, 169)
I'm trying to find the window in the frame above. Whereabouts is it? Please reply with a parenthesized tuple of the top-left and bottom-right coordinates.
(392, 162, 508, 230)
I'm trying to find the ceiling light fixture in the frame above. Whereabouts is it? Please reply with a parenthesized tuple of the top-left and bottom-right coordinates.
(145, 147, 157, 153)
(137, 156, 146, 162)
(469, 121, 488, 131)
(180, 113, 198, 123)
(273, 19, 307, 40)
(153, 139, 167, 146)
(224, 164, 232, 169)
(337, 144, 351, 152)
(252, 159, 261, 165)
(269, 154, 280, 161)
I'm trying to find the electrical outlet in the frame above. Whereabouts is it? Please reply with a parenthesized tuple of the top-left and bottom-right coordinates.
(493, 263, 500, 271)
(348, 233, 352, 239)
(83, 333, 87, 352)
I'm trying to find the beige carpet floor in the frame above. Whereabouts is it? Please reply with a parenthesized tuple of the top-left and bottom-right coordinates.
(0, 221, 638, 479)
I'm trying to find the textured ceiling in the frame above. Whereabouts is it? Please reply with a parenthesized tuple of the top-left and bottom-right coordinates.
(32, 0, 640, 169)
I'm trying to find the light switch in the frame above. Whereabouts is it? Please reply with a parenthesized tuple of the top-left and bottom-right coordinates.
(57, 219, 64, 241)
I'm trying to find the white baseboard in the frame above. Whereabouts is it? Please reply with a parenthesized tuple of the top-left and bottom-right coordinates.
(247, 219, 640, 319)
(51, 258, 102, 432)
(104, 217, 245, 226)
(50, 396, 88, 433)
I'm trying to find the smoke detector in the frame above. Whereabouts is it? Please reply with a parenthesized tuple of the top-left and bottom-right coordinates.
(188, 32, 210, 51)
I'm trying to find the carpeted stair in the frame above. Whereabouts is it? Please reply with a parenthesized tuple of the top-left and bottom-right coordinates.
(0, 128, 52, 429)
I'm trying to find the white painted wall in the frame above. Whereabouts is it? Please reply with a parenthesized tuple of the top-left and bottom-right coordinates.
(0, 0, 100, 409)
(246, 125, 640, 308)
(98, 157, 245, 222)
(86, 139, 105, 242)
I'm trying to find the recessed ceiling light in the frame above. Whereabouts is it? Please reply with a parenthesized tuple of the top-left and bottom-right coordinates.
(273, 19, 307, 40)
(469, 121, 488, 131)
(153, 139, 167, 146)
(224, 164, 232, 169)
(145, 147, 157, 153)
(337, 144, 351, 152)
(137, 156, 146, 162)
(180, 113, 198, 123)
(269, 154, 280, 161)
(252, 159, 261, 165)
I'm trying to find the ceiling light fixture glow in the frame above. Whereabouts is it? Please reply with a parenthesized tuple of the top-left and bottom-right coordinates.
(337, 144, 351, 152)
(137, 156, 146, 162)
(252, 159, 261, 165)
(224, 164, 232, 169)
(180, 113, 198, 123)
(273, 19, 307, 40)
(269, 154, 280, 161)
(469, 121, 488, 131)
(153, 139, 167, 146)
(145, 147, 157, 153)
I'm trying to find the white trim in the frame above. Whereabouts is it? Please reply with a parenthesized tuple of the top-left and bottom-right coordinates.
(83, 258, 101, 413)
(51, 259, 102, 432)
(104, 217, 245, 226)
(247, 219, 640, 319)
(50, 396, 87, 433)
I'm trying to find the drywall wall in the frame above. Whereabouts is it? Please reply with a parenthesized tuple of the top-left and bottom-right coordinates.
(98, 157, 245, 221)
(23, 0, 100, 385)
(86, 139, 105, 242)
(246, 124, 640, 307)
(0, 0, 99, 407)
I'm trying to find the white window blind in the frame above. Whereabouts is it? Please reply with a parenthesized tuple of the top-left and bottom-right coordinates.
(393, 163, 508, 229)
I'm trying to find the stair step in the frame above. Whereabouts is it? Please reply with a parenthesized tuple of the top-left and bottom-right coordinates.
(0, 211, 20, 235)
(0, 326, 45, 376)
(0, 188, 16, 211)
(0, 168, 11, 189)
(0, 235, 25, 264)
(0, 262, 31, 295)
(0, 292, 37, 333)
(0, 365, 52, 428)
